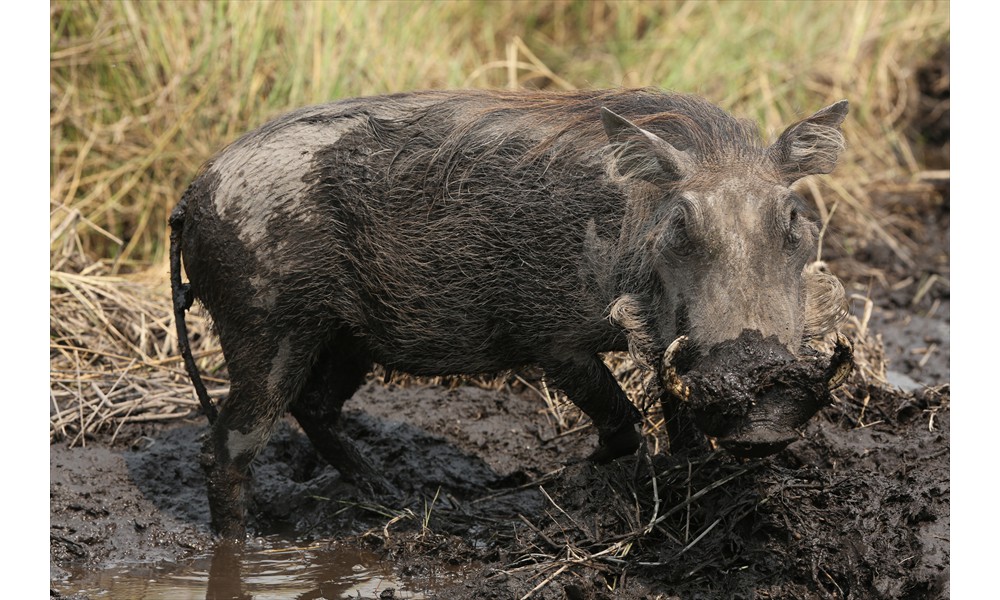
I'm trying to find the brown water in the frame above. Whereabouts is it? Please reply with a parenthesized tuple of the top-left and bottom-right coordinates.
(54, 538, 468, 599)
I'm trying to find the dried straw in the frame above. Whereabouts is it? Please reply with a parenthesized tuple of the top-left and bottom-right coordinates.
(50, 247, 226, 444)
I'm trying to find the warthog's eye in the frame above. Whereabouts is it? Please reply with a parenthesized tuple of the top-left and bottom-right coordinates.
(665, 207, 693, 257)
(786, 207, 802, 246)
(784, 193, 814, 250)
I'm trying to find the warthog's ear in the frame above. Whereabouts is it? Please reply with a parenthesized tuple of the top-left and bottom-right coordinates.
(601, 107, 694, 185)
(769, 100, 849, 184)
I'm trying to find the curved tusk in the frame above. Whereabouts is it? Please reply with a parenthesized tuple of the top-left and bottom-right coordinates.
(663, 335, 689, 369)
(826, 332, 854, 390)
(660, 335, 691, 402)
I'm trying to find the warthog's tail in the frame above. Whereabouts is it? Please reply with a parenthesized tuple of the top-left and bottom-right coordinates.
(169, 196, 219, 424)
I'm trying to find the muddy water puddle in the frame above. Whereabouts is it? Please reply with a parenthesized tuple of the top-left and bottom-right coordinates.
(54, 538, 468, 599)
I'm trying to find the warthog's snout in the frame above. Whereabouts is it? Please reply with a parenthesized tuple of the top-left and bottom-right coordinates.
(660, 330, 854, 458)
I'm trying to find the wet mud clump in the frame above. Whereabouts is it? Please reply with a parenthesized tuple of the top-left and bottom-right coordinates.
(664, 330, 853, 458)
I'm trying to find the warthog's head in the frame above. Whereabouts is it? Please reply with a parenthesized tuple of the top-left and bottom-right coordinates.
(603, 100, 854, 458)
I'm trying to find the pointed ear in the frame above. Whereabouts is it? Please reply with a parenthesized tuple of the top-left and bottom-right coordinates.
(768, 100, 849, 184)
(601, 107, 694, 185)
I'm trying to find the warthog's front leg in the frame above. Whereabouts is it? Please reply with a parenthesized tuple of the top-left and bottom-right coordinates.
(542, 354, 643, 463)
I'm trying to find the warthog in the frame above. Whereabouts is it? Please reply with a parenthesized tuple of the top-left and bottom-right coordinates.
(171, 88, 853, 538)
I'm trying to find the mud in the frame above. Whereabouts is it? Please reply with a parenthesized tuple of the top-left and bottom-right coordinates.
(665, 330, 852, 459)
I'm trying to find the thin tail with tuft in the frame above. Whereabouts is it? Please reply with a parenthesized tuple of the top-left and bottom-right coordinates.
(169, 197, 219, 424)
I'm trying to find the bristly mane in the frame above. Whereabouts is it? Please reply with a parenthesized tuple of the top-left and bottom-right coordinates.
(348, 88, 766, 194)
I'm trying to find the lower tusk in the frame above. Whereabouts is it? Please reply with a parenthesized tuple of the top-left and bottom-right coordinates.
(663, 335, 688, 369)
(663, 367, 691, 401)
(661, 335, 691, 401)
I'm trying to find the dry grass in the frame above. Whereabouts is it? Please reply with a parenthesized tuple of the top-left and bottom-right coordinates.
(49, 260, 227, 443)
(50, 207, 226, 442)
(50, 1, 947, 442)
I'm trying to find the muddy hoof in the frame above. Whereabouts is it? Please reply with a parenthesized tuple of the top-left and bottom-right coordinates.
(587, 426, 643, 464)
(358, 472, 402, 502)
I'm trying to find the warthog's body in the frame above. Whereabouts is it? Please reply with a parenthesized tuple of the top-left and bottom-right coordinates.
(171, 89, 852, 538)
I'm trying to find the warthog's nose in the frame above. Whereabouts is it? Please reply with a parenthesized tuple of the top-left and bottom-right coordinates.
(718, 430, 799, 459)
(659, 330, 853, 458)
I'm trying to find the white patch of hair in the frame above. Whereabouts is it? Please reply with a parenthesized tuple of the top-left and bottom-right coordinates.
(608, 294, 656, 368)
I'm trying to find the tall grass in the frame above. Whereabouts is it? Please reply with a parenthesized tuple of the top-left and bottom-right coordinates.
(51, 0, 948, 269)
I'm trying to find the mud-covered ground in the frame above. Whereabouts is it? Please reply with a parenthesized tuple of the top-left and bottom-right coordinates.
(49, 312, 949, 600)
(50, 215, 949, 600)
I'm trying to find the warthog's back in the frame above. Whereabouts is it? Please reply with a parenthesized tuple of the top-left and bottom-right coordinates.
(180, 89, 746, 374)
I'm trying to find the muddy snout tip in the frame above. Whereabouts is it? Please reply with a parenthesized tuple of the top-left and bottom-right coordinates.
(662, 330, 855, 459)
(718, 428, 799, 459)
